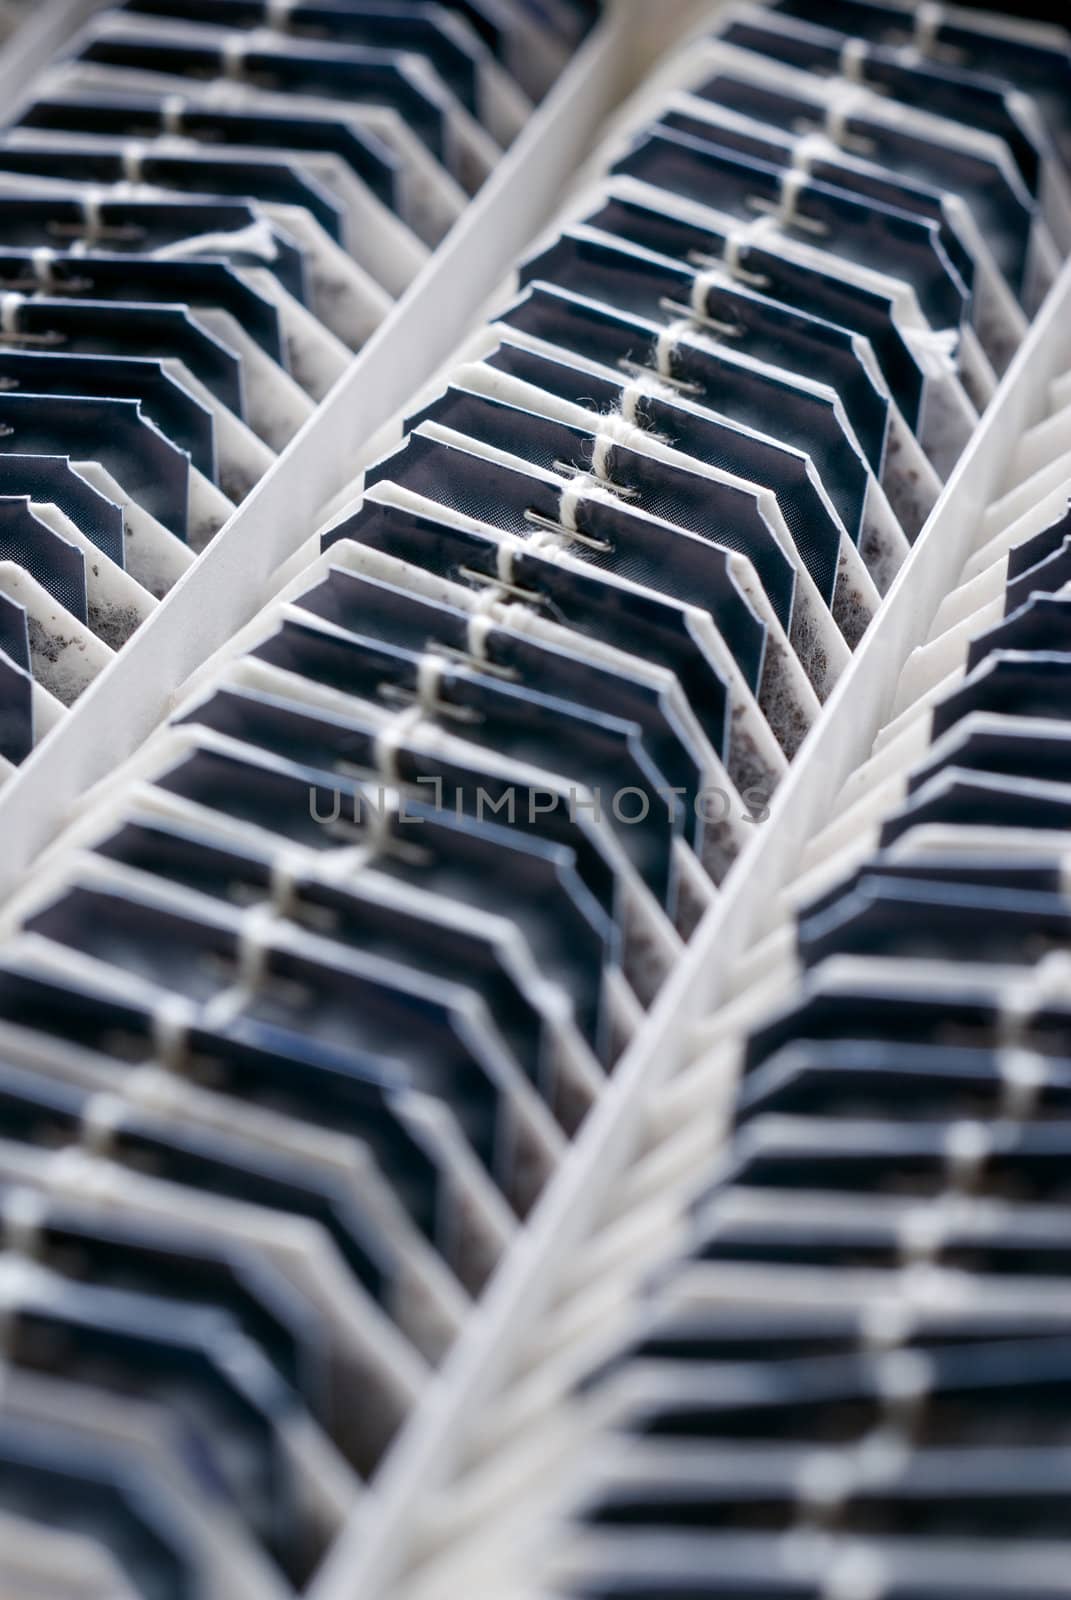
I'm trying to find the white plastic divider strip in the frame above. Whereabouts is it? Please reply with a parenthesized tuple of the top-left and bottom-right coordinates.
(0, 0, 700, 904)
(0, 0, 101, 113)
(313, 257, 1071, 1600)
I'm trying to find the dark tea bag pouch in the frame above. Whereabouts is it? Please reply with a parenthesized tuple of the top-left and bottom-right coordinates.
(0, 1412, 208, 1600)
(485, 316, 870, 546)
(0, 955, 479, 1358)
(735, 1036, 1071, 1124)
(0, 1173, 329, 1423)
(143, 730, 623, 1065)
(0, 494, 87, 621)
(0, 929, 518, 1296)
(797, 871, 1071, 971)
(0, 349, 217, 482)
(360, 430, 826, 758)
(694, 48, 1044, 304)
(0, 133, 346, 245)
(244, 607, 682, 925)
(174, 667, 629, 971)
(0, 292, 245, 418)
(517, 227, 891, 476)
(118, 0, 531, 144)
(0, 190, 310, 305)
(24, 868, 564, 1216)
(0, 247, 286, 365)
(614, 124, 970, 340)
(440, 360, 887, 629)
(0, 391, 189, 539)
(585, 178, 975, 480)
(291, 559, 722, 869)
(95, 800, 604, 1125)
(71, 15, 494, 193)
(717, 9, 1048, 203)
(645, 96, 1023, 378)
(19, 90, 402, 214)
(324, 488, 788, 793)
(494, 278, 933, 545)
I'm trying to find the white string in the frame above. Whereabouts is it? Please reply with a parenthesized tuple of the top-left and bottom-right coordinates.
(494, 538, 517, 587)
(80, 189, 105, 249)
(590, 434, 613, 483)
(897, 1202, 946, 1267)
(221, 31, 247, 80)
(691, 268, 718, 317)
(559, 474, 602, 531)
(778, 166, 810, 231)
(466, 610, 495, 663)
(994, 953, 1071, 1046)
(875, 1348, 931, 1424)
(416, 651, 445, 714)
(318, 831, 377, 883)
(591, 411, 642, 451)
(161, 93, 186, 136)
(123, 1064, 185, 1117)
(860, 1297, 915, 1353)
(944, 1120, 990, 1189)
(152, 993, 196, 1075)
(997, 1047, 1046, 1119)
(619, 380, 646, 425)
(839, 37, 869, 84)
(200, 902, 276, 1032)
(825, 83, 868, 148)
(81, 1091, 126, 1158)
(121, 140, 146, 184)
(1, 1188, 45, 1258)
(655, 317, 694, 381)
(822, 1544, 887, 1600)
(268, 846, 307, 919)
(265, 0, 297, 27)
(914, 2, 945, 57)
(793, 129, 832, 175)
(469, 582, 502, 623)
(720, 215, 779, 291)
(373, 704, 423, 787)
(30, 248, 55, 291)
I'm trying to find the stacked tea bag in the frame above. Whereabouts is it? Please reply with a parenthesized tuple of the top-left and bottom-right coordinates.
(342, 314, 1071, 1600)
(0, 0, 587, 773)
(510, 270, 1071, 1600)
(0, 1, 1067, 1597)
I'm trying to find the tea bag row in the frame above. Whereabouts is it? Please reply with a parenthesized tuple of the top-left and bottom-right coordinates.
(561, 0, 1069, 460)
(399, 370, 1071, 1600)
(0, 781, 575, 1594)
(0, 2, 592, 778)
(0, 1217, 360, 1599)
(488, 201, 1071, 1600)
(0, 681, 627, 1592)
(768, 0, 1071, 225)
(0, 7, 836, 1560)
(0, 413, 674, 1559)
(0, 7, 607, 1594)
(18, 0, 550, 247)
